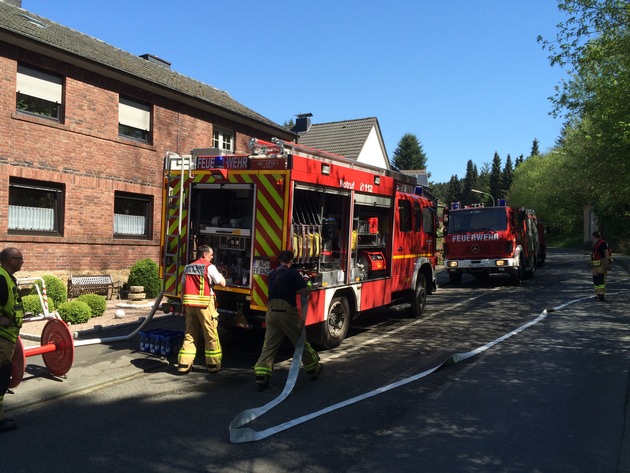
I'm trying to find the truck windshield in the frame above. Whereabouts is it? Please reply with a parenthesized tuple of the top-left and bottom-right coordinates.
(448, 208, 507, 233)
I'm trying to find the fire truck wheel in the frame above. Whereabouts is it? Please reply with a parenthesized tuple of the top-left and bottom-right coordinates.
(408, 274, 427, 318)
(321, 296, 350, 349)
(525, 257, 537, 279)
(448, 271, 462, 285)
(511, 261, 524, 286)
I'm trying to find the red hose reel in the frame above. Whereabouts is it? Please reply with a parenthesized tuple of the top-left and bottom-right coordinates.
(9, 318, 74, 388)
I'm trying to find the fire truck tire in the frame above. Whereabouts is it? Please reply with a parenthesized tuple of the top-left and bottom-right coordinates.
(408, 273, 427, 318)
(448, 271, 462, 285)
(525, 256, 537, 278)
(511, 260, 524, 286)
(320, 296, 350, 349)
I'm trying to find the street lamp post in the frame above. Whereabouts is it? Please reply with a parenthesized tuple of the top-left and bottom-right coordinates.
(471, 189, 495, 207)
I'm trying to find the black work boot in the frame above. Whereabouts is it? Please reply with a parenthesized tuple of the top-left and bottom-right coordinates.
(256, 375, 269, 392)
(309, 363, 323, 381)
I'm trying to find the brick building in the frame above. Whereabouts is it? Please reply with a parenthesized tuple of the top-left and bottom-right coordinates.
(0, 0, 295, 283)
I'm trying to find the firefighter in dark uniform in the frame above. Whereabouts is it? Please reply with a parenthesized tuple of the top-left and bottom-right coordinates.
(254, 250, 322, 392)
(590, 231, 611, 301)
(178, 245, 226, 374)
(0, 247, 24, 433)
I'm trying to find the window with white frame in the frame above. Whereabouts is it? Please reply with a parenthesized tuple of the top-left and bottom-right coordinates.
(9, 178, 64, 234)
(212, 128, 234, 152)
(118, 96, 151, 142)
(114, 191, 152, 239)
(16, 64, 63, 120)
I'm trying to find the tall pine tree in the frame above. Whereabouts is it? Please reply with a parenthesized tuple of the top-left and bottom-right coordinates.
(500, 154, 514, 197)
(462, 160, 478, 204)
(488, 151, 502, 205)
(529, 138, 540, 158)
(446, 175, 462, 204)
(391, 133, 428, 170)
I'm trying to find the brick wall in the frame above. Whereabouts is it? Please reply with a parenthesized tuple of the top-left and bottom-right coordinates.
(0, 45, 275, 284)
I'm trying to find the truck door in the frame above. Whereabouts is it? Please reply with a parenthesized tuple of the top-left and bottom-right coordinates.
(391, 193, 422, 292)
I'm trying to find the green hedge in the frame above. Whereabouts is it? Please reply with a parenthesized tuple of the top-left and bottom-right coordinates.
(29, 275, 67, 307)
(58, 300, 92, 324)
(22, 294, 56, 316)
(128, 259, 161, 298)
(76, 294, 107, 317)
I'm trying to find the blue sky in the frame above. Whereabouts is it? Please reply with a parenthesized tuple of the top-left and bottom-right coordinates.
(25, 0, 569, 184)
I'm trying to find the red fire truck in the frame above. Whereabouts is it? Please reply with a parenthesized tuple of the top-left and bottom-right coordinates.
(160, 138, 438, 348)
(442, 201, 542, 286)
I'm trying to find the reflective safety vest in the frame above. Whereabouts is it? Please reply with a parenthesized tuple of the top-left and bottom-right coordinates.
(591, 239, 609, 267)
(0, 266, 24, 343)
(182, 258, 213, 307)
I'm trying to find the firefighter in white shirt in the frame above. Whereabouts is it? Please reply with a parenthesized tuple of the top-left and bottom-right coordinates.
(178, 245, 226, 374)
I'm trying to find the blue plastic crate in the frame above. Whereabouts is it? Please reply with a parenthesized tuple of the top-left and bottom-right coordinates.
(139, 329, 184, 357)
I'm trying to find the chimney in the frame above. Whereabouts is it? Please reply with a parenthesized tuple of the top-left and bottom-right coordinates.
(139, 53, 171, 69)
(293, 113, 313, 133)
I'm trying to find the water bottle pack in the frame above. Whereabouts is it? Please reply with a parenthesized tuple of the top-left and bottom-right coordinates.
(139, 329, 184, 357)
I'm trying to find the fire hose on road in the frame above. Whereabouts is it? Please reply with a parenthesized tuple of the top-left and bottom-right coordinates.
(229, 291, 625, 443)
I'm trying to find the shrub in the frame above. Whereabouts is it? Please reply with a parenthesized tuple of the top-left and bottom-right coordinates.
(76, 294, 107, 317)
(30, 275, 67, 307)
(57, 300, 92, 325)
(21, 294, 56, 316)
(128, 259, 161, 298)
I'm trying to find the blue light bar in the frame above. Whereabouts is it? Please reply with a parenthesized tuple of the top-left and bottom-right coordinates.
(498, 199, 506, 206)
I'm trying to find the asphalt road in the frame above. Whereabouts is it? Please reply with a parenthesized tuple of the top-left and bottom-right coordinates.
(3, 248, 630, 473)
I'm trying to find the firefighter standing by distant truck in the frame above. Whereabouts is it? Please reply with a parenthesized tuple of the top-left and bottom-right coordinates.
(178, 245, 226, 374)
(590, 231, 612, 302)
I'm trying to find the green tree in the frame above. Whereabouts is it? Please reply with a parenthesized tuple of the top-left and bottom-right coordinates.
(500, 154, 514, 196)
(446, 175, 462, 204)
(508, 151, 584, 244)
(429, 181, 450, 207)
(529, 138, 540, 158)
(489, 152, 502, 205)
(539, 0, 630, 249)
(539, 0, 629, 120)
(461, 160, 479, 204)
(391, 133, 428, 170)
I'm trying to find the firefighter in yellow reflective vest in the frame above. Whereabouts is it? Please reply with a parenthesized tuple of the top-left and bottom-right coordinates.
(590, 231, 611, 302)
(178, 245, 226, 374)
(0, 247, 24, 433)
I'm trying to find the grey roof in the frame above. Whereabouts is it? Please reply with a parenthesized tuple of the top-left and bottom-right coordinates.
(0, 1, 294, 139)
(401, 170, 429, 187)
(297, 117, 381, 160)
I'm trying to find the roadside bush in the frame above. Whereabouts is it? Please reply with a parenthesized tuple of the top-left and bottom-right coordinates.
(30, 275, 67, 307)
(21, 294, 56, 316)
(128, 259, 161, 298)
(76, 294, 107, 317)
(57, 300, 92, 325)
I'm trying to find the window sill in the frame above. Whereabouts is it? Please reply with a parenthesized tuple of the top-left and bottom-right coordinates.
(12, 111, 63, 129)
(12, 112, 155, 151)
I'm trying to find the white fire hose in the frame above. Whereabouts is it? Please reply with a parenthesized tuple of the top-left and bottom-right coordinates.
(229, 292, 623, 443)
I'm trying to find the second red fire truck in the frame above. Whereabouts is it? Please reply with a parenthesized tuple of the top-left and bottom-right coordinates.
(442, 201, 544, 286)
(160, 139, 438, 349)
